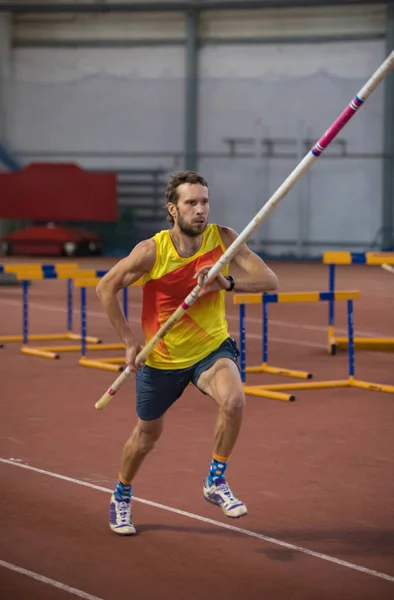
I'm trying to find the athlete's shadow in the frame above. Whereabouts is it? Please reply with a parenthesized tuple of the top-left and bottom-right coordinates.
(254, 528, 394, 561)
(135, 523, 240, 537)
(136, 524, 394, 563)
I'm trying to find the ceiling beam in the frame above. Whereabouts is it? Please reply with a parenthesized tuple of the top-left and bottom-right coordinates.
(0, 1, 389, 14)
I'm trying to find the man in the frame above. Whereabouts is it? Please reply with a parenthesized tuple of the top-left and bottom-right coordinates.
(96, 170, 278, 535)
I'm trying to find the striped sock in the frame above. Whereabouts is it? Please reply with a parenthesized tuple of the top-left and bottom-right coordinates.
(207, 453, 229, 486)
(114, 473, 132, 501)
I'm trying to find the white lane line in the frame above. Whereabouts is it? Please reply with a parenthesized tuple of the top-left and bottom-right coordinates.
(0, 559, 106, 600)
(1, 459, 393, 584)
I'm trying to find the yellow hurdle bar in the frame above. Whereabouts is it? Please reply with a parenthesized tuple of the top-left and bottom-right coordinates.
(351, 379, 394, 394)
(30, 343, 108, 353)
(79, 357, 124, 372)
(0, 332, 101, 344)
(3, 262, 79, 273)
(247, 378, 394, 397)
(87, 343, 124, 351)
(88, 357, 126, 365)
(21, 346, 60, 360)
(15, 268, 102, 281)
(243, 386, 295, 402)
(260, 380, 351, 391)
(245, 363, 312, 380)
(1, 333, 70, 343)
(73, 277, 143, 288)
(67, 332, 101, 343)
(233, 290, 360, 304)
(330, 337, 394, 353)
(323, 251, 394, 265)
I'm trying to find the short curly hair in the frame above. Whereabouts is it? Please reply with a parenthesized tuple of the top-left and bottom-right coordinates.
(165, 171, 208, 225)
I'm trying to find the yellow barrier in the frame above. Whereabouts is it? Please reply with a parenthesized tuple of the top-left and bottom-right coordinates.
(72, 277, 143, 288)
(323, 251, 394, 265)
(323, 252, 394, 354)
(0, 264, 102, 357)
(234, 291, 360, 384)
(235, 290, 394, 402)
(2, 263, 79, 273)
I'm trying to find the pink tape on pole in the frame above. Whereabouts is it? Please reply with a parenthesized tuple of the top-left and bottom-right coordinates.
(181, 301, 190, 310)
(107, 388, 116, 396)
(312, 96, 364, 156)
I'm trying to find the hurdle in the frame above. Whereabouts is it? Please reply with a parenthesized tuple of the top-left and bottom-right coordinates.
(0, 263, 80, 344)
(242, 292, 312, 381)
(74, 277, 143, 372)
(0, 264, 105, 359)
(19, 268, 110, 359)
(235, 290, 394, 402)
(323, 252, 394, 354)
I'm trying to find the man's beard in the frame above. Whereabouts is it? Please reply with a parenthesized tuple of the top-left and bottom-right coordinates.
(176, 210, 207, 237)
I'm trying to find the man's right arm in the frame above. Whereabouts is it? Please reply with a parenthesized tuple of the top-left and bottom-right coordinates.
(96, 239, 156, 367)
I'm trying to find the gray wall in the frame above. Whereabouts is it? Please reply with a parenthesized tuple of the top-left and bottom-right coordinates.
(198, 41, 385, 254)
(2, 4, 389, 256)
(7, 47, 185, 170)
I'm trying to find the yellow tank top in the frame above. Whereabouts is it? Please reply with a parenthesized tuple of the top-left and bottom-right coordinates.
(141, 224, 230, 369)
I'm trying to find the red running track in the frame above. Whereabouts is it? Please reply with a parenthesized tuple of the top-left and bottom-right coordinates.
(1, 259, 394, 600)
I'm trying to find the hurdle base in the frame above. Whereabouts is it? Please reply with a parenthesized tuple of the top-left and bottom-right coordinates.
(38, 343, 124, 353)
(329, 337, 394, 354)
(243, 377, 394, 401)
(88, 343, 124, 351)
(33, 344, 109, 353)
(243, 385, 295, 402)
(92, 357, 125, 365)
(0, 331, 102, 344)
(0, 332, 72, 343)
(79, 357, 124, 372)
(246, 362, 312, 379)
(67, 332, 101, 344)
(350, 378, 394, 394)
(21, 346, 60, 360)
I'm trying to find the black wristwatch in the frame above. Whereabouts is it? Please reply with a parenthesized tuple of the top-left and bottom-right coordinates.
(224, 275, 235, 292)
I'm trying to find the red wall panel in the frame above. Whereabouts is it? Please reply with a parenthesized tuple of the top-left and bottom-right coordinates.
(0, 163, 117, 222)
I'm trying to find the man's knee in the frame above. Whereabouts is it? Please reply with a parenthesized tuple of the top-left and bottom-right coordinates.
(220, 392, 245, 418)
(136, 418, 163, 454)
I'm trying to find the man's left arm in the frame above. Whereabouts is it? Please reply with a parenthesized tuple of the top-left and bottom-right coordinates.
(220, 226, 278, 293)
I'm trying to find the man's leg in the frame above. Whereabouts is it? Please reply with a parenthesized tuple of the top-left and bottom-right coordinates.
(196, 356, 247, 518)
(110, 364, 190, 535)
(120, 417, 164, 482)
(110, 417, 164, 536)
(197, 358, 245, 458)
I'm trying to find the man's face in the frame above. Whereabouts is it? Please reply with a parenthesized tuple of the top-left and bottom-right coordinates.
(170, 183, 210, 237)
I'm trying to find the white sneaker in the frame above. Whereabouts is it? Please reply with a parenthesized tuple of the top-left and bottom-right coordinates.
(203, 477, 247, 518)
(109, 494, 136, 535)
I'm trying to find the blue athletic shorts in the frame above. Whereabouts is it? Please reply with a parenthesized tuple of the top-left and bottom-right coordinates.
(135, 337, 240, 421)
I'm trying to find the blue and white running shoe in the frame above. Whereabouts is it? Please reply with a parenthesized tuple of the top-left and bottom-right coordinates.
(109, 494, 136, 535)
(203, 477, 247, 518)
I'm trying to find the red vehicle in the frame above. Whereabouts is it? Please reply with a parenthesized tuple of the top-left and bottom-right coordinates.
(1, 223, 102, 257)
